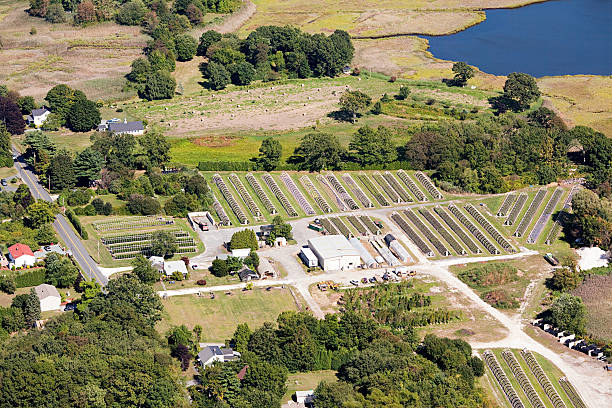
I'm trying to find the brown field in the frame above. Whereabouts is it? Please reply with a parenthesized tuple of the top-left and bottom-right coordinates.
(0, 0, 145, 101)
(571, 274, 612, 342)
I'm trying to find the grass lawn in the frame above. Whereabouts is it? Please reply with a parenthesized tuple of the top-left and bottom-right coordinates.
(282, 370, 337, 403)
(0, 167, 17, 180)
(157, 286, 298, 341)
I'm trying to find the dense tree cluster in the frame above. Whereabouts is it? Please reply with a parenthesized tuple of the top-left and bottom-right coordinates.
(198, 26, 354, 89)
(44, 84, 100, 131)
(229, 229, 258, 251)
(570, 188, 612, 249)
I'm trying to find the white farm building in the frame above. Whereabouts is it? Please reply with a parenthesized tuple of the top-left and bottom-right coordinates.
(307, 235, 361, 271)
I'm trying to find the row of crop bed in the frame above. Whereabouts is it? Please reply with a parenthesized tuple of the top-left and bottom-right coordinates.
(357, 174, 389, 206)
(262, 173, 298, 217)
(434, 207, 481, 254)
(108, 239, 197, 255)
(326, 173, 359, 210)
(391, 212, 434, 257)
(514, 189, 547, 237)
(505, 193, 528, 226)
(558, 378, 587, 408)
(93, 216, 174, 232)
(448, 205, 499, 254)
(101, 229, 188, 245)
(300, 175, 332, 213)
(464, 204, 514, 252)
(213, 174, 249, 224)
(280, 172, 315, 215)
(359, 216, 379, 235)
(403, 209, 450, 256)
(320, 218, 338, 235)
(346, 216, 367, 235)
(229, 173, 262, 218)
(545, 187, 576, 245)
(520, 350, 566, 408)
(419, 208, 466, 255)
(414, 171, 443, 200)
(498, 194, 518, 217)
(341, 173, 373, 208)
(330, 217, 351, 238)
(373, 172, 401, 203)
(397, 170, 427, 201)
(112, 246, 197, 260)
(246, 173, 277, 215)
(527, 188, 564, 244)
(502, 350, 546, 408)
(383, 171, 413, 202)
(483, 350, 525, 408)
(212, 194, 231, 226)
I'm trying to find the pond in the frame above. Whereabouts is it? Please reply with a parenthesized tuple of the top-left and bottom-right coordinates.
(422, 0, 612, 77)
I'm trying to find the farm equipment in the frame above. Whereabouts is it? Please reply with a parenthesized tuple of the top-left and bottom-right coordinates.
(318, 281, 339, 291)
(308, 223, 324, 232)
(544, 253, 559, 266)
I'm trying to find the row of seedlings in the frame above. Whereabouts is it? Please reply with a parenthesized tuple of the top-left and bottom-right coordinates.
(299, 175, 332, 213)
(262, 173, 298, 217)
(346, 215, 367, 235)
(359, 216, 380, 235)
(330, 217, 351, 238)
(383, 171, 413, 202)
(391, 212, 434, 257)
(520, 350, 567, 408)
(213, 174, 249, 224)
(464, 204, 515, 252)
(373, 172, 401, 203)
(212, 193, 231, 226)
(419, 208, 466, 255)
(320, 218, 338, 235)
(357, 173, 390, 206)
(558, 377, 587, 408)
(505, 193, 528, 226)
(280, 172, 316, 215)
(527, 188, 564, 244)
(414, 171, 443, 199)
(404, 209, 450, 256)
(397, 169, 427, 201)
(514, 189, 548, 237)
(502, 350, 546, 408)
(341, 173, 374, 208)
(497, 194, 518, 217)
(246, 173, 277, 215)
(229, 173, 262, 218)
(448, 204, 499, 254)
(325, 173, 359, 210)
(317, 175, 349, 211)
(483, 351, 525, 408)
(434, 207, 482, 254)
(94, 216, 174, 232)
(545, 187, 576, 245)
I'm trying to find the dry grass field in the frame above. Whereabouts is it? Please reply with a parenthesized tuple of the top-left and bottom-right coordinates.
(571, 274, 612, 342)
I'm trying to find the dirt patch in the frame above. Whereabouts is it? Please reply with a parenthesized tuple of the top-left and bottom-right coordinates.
(193, 135, 237, 147)
(571, 274, 612, 342)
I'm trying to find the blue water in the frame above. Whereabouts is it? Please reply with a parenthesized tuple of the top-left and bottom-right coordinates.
(422, 0, 612, 77)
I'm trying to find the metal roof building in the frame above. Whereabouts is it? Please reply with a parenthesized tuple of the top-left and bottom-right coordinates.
(307, 235, 361, 271)
(349, 238, 377, 268)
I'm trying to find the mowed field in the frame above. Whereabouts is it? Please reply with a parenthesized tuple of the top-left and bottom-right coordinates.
(157, 287, 298, 341)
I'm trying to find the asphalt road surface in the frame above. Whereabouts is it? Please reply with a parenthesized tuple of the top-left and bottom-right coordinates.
(12, 147, 108, 286)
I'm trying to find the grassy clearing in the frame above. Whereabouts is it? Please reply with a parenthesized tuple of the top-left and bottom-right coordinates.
(282, 370, 337, 403)
(571, 273, 612, 342)
(157, 286, 298, 341)
(0, 167, 17, 180)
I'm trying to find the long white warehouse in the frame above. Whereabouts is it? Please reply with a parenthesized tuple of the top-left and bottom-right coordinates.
(308, 235, 361, 271)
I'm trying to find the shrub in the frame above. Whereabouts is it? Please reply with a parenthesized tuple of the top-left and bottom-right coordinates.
(196, 279, 207, 286)
(66, 209, 88, 239)
(174, 34, 198, 61)
(229, 229, 258, 252)
(15, 268, 46, 288)
(0, 276, 16, 294)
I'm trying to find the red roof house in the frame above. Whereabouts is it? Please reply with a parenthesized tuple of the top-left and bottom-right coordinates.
(8, 243, 36, 268)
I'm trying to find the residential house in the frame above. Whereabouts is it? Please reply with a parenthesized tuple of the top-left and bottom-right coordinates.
(26, 108, 51, 127)
(8, 243, 36, 268)
(197, 345, 241, 367)
(237, 267, 259, 282)
(164, 260, 188, 278)
(34, 283, 62, 312)
(149, 256, 165, 272)
(295, 390, 314, 405)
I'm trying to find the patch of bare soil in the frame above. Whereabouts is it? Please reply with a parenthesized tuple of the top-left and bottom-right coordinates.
(571, 274, 612, 342)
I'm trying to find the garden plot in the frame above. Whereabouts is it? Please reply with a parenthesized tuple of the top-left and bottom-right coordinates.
(102, 229, 197, 260)
(483, 350, 525, 408)
(464, 204, 515, 253)
(280, 172, 315, 215)
(93, 216, 175, 232)
(359, 216, 381, 235)
(262, 173, 298, 217)
(324, 173, 359, 210)
(246, 173, 277, 215)
(383, 171, 413, 202)
(228, 173, 262, 219)
(373, 172, 402, 204)
(419, 208, 466, 255)
(527, 188, 564, 244)
(545, 187, 576, 245)
(403, 209, 450, 256)
(319, 218, 339, 235)
(341, 173, 373, 208)
(357, 173, 390, 206)
(391, 212, 434, 257)
(414, 171, 443, 200)
(397, 169, 427, 201)
(434, 206, 482, 254)
(299, 175, 332, 213)
(505, 193, 528, 226)
(213, 174, 249, 225)
(448, 204, 500, 254)
(330, 217, 352, 238)
(212, 193, 231, 226)
(520, 350, 567, 408)
(497, 194, 518, 217)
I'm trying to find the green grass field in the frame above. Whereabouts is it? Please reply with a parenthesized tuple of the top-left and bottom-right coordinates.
(282, 370, 337, 403)
(157, 287, 299, 341)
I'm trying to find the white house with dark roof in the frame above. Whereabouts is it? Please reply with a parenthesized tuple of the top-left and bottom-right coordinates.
(98, 119, 145, 135)
(197, 345, 241, 367)
(34, 283, 62, 312)
(26, 108, 51, 127)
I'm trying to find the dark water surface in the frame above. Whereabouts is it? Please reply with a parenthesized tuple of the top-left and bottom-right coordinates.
(422, 0, 612, 77)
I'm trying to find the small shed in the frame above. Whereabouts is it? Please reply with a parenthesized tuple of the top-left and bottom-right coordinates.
(34, 284, 61, 312)
(164, 260, 188, 277)
(295, 390, 314, 405)
(300, 247, 318, 268)
(231, 248, 251, 258)
(238, 267, 259, 282)
(274, 236, 287, 247)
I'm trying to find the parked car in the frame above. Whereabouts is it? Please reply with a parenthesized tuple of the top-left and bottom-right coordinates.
(361, 277, 368, 284)
(350, 280, 359, 286)
(382, 273, 390, 281)
(64, 303, 76, 311)
(369, 277, 378, 283)
(1, 179, 6, 186)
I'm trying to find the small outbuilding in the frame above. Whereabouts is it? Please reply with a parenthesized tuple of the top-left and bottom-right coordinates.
(34, 283, 61, 312)
(238, 267, 259, 282)
(164, 260, 188, 278)
(300, 247, 318, 268)
(295, 390, 314, 405)
(231, 248, 251, 258)
(307, 235, 361, 271)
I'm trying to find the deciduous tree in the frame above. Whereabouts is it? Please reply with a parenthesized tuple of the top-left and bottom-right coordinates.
(294, 132, 344, 171)
(451, 61, 474, 86)
(503, 72, 540, 110)
(0, 96, 26, 134)
(150, 230, 178, 257)
(339, 90, 371, 122)
(254, 137, 282, 171)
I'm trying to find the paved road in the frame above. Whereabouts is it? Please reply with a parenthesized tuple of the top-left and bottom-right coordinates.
(12, 147, 108, 286)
